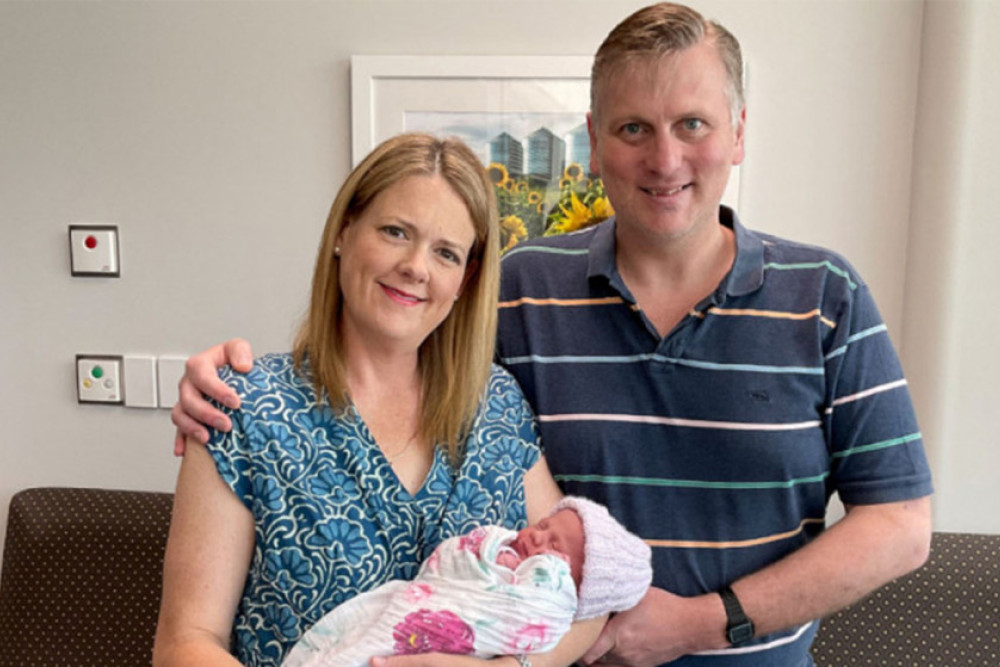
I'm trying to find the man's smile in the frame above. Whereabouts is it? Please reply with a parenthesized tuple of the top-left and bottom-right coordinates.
(641, 183, 691, 197)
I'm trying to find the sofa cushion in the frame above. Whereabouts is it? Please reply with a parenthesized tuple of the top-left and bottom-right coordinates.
(812, 531, 1000, 665)
(0, 487, 173, 667)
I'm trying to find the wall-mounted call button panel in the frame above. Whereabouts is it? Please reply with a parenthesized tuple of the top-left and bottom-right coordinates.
(75, 353, 191, 409)
(77, 355, 124, 404)
(69, 224, 120, 277)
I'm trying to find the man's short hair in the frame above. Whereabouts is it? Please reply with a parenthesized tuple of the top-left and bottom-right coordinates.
(591, 2, 744, 128)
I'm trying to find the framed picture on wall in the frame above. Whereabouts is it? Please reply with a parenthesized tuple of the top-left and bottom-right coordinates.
(351, 55, 740, 252)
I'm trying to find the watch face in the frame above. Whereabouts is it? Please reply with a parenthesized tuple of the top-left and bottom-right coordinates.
(728, 621, 755, 645)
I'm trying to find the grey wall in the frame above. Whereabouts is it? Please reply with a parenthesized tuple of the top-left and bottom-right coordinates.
(2, 0, 997, 561)
(902, 0, 1000, 533)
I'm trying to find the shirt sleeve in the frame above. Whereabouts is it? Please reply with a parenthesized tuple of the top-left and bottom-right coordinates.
(203, 362, 274, 513)
(823, 282, 933, 505)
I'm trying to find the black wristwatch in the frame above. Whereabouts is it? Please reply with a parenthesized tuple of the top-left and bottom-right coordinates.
(719, 585, 755, 646)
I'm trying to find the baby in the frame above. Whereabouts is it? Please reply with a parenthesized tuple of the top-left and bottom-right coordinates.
(282, 497, 652, 667)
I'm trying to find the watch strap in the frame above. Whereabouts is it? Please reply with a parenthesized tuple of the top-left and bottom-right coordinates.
(719, 585, 755, 646)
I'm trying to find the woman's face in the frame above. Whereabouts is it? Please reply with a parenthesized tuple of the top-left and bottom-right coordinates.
(336, 174, 476, 356)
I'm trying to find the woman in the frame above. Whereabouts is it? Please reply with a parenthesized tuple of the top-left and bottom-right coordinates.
(152, 133, 602, 667)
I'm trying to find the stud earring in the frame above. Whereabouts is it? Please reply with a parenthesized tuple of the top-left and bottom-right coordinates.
(334, 246, 341, 257)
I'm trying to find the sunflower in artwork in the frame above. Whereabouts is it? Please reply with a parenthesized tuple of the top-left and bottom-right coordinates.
(500, 214, 529, 253)
(487, 163, 509, 186)
(545, 188, 615, 237)
(563, 162, 585, 182)
(546, 193, 591, 236)
(590, 195, 614, 221)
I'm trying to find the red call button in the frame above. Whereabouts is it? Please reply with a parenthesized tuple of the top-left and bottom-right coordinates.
(84, 235, 98, 249)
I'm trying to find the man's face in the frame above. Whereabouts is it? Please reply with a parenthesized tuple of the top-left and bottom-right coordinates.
(588, 39, 745, 247)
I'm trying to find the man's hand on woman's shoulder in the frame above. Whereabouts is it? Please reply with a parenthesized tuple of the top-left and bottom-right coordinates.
(171, 338, 255, 456)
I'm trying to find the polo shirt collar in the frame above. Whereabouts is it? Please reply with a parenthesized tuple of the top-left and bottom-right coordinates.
(585, 206, 765, 299)
(586, 218, 618, 282)
(723, 206, 765, 297)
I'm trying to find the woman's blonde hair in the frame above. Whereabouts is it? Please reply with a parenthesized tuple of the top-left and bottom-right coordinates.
(293, 132, 499, 463)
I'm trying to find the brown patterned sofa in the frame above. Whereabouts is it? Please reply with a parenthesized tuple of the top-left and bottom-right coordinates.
(1, 488, 997, 666)
(0, 487, 173, 667)
(811, 531, 999, 665)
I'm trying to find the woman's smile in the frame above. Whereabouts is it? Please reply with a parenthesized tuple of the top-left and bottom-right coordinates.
(379, 282, 425, 306)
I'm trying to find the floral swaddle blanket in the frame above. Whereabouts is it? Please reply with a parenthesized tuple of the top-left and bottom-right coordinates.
(282, 525, 578, 666)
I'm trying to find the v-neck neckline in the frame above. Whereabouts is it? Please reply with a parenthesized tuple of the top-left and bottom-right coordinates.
(347, 402, 438, 499)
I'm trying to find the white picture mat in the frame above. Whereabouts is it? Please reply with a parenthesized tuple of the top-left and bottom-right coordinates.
(350, 55, 740, 211)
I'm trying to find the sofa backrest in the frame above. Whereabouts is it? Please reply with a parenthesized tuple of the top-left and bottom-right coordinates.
(0, 487, 173, 667)
(3, 488, 998, 666)
(812, 531, 1000, 665)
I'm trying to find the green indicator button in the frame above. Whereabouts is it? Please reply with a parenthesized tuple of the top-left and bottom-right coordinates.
(91, 365, 105, 379)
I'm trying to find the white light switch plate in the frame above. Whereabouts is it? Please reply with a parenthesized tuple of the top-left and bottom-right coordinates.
(124, 355, 158, 408)
(157, 356, 187, 409)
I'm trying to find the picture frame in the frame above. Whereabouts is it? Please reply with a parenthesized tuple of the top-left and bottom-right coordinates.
(350, 55, 740, 249)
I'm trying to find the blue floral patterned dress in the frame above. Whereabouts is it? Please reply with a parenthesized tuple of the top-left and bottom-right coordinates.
(205, 353, 541, 666)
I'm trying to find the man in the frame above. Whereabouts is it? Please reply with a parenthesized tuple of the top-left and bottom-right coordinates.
(173, 4, 932, 665)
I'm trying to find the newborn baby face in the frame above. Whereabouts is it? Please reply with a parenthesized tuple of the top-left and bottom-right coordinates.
(512, 509, 585, 588)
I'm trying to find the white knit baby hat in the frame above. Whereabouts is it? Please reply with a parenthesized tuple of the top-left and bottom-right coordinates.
(549, 496, 653, 620)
